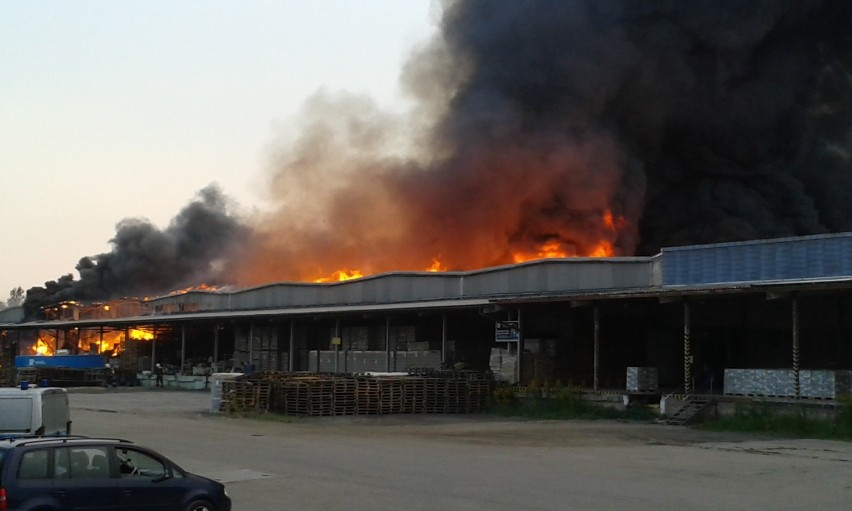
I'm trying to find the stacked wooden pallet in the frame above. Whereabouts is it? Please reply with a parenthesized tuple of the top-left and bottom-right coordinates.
(379, 377, 406, 415)
(334, 377, 357, 415)
(220, 370, 493, 417)
(220, 379, 273, 412)
(355, 377, 381, 415)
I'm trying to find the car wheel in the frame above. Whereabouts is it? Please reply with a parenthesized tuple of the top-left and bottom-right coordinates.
(185, 500, 216, 511)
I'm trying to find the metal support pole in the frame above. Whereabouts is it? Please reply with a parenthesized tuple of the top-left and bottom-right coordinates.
(249, 322, 254, 369)
(593, 305, 600, 391)
(180, 325, 186, 376)
(288, 320, 295, 372)
(792, 295, 800, 399)
(151, 325, 157, 371)
(99, 326, 104, 354)
(441, 313, 447, 365)
(517, 309, 524, 385)
(684, 301, 692, 396)
(213, 325, 219, 371)
(385, 316, 391, 372)
(334, 319, 340, 374)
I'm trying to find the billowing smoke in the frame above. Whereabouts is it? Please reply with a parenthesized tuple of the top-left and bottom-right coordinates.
(25, 0, 852, 307)
(25, 185, 247, 314)
(232, 0, 852, 284)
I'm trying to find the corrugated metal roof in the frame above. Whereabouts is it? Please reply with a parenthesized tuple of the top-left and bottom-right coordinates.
(1, 298, 491, 330)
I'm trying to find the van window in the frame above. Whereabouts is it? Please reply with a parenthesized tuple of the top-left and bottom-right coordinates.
(0, 399, 33, 432)
(42, 393, 70, 435)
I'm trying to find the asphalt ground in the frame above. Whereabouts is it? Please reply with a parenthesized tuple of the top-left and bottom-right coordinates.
(66, 388, 852, 511)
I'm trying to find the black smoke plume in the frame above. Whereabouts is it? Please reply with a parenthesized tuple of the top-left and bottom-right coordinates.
(234, 0, 852, 284)
(24, 0, 852, 308)
(24, 185, 247, 316)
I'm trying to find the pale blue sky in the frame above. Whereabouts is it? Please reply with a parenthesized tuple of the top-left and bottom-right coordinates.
(0, 1, 437, 298)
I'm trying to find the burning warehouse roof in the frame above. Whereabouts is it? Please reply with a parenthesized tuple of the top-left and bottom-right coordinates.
(22, 0, 852, 317)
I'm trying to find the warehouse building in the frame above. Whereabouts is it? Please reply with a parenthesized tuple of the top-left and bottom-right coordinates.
(1, 232, 851, 405)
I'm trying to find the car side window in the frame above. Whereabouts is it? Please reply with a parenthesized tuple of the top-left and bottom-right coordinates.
(54, 447, 70, 479)
(116, 447, 168, 479)
(65, 446, 112, 479)
(18, 449, 49, 479)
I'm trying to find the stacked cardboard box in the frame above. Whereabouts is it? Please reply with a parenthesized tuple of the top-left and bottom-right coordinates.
(724, 369, 796, 397)
(626, 367, 658, 392)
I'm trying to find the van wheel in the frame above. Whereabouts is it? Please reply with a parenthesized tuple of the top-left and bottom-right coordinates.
(185, 500, 216, 511)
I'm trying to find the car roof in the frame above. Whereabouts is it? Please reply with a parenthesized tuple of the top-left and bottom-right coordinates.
(0, 436, 134, 449)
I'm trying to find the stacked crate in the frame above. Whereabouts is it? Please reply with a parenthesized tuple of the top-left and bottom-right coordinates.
(626, 367, 658, 392)
(724, 369, 796, 397)
(799, 370, 852, 399)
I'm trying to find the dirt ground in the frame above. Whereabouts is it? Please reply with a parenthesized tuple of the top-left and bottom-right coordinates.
(68, 388, 852, 511)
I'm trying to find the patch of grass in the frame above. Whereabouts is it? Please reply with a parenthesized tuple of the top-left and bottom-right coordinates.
(700, 399, 852, 441)
(488, 387, 657, 422)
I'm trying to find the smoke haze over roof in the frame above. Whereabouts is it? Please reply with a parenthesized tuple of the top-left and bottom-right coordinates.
(25, 0, 852, 310)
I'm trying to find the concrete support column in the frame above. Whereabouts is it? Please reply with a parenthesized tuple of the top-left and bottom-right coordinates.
(683, 301, 692, 396)
(792, 295, 800, 399)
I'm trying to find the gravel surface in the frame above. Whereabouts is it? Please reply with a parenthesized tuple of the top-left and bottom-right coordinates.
(67, 388, 852, 511)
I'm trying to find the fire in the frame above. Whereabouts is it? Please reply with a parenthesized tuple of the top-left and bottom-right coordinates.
(588, 241, 614, 257)
(510, 210, 623, 263)
(315, 269, 364, 283)
(167, 283, 219, 296)
(32, 338, 54, 356)
(512, 240, 571, 263)
(427, 258, 446, 272)
(129, 328, 155, 341)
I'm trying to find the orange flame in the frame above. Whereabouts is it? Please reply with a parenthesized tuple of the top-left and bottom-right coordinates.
(129, 328, 155, 341)
(167, 283, 219, 296)
(32, 338, 54, 356)
(315, 269, 364, 283)
(427, 258, 446, 272)
(588, 241, 614, 257)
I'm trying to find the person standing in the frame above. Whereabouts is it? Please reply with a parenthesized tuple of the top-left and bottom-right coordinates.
(154, 363, 164, 387)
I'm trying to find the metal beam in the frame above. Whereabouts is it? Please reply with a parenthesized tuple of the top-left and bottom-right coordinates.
(288, 320, 295, 372)
(792, 295, 800, 399)
(593, 306, 600, 391)
(683, 301, 692, 395)
(180, 325, 186, 376)
(385, 316, 391, 372)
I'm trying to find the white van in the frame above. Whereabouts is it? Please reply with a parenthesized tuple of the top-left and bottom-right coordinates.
(0, 387, 72, 438)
